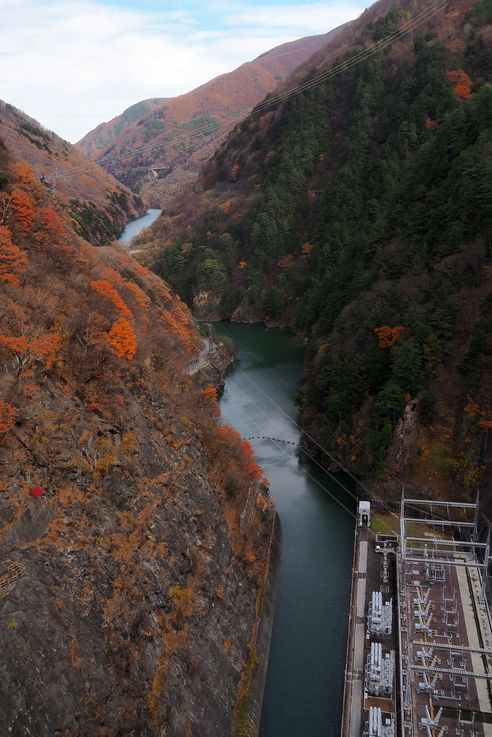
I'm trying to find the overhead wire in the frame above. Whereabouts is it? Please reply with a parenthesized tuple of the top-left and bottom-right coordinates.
(220, 329, 492, 534)
(194, 316, 383, 499)
(221, 369, 358, 520)
(64, 0, 462, 460)
(55, 0, 451, 181)
(194, 318, 403, 524)
(211, 323, 408, 487)
(213, 326, 482, 524)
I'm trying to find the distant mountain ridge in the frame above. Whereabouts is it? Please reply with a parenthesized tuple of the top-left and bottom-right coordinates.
(76, 28, 346, 207)
(77, 98, 168, 159)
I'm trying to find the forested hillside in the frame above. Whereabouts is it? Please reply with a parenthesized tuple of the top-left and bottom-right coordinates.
(0, 144, 273, 735)
(141, 0, 492, 499)
(0, 101, 145, 245)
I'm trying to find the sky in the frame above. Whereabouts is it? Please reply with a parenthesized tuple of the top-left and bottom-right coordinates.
(0, 0, 367, 143)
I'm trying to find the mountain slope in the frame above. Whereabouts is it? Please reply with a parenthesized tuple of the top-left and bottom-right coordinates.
(0, 101, 145, 245)
(74, 97, 168, 159)
(141, 0, 492, 500)
(0, 138, 273, 735)
(76, 29, 345, 207)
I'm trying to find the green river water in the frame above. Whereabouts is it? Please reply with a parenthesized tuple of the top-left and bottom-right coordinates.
(120, 208, 356, 736)
(216, 323, 355, 737)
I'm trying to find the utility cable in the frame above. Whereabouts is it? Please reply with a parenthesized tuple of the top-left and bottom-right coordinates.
(212, 324, 409, 486)
(188, 311, 387, 504)
(213, 343, 402, 527)
(221, 371, 357, 520)
(56, 0, 451, 181)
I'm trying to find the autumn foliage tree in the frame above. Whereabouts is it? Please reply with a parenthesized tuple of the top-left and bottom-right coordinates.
(9, 163, 44, 199)
(0, 336, 28, 354)
(241, 439, 265, 482)
(277, 254, 295, 269)
(447, 70, 472, 99)
(35, 207, 70, 252)
(374, 325, 405, 349)
(202, 384, 218, 402)
(209, 423, 266, 487)
(10, 189, 36, 237)
(0, 329, 62, 376)
(91, 279, 132, 319)
(0, 226, 28, 286)
(108, 317, 137, 359)
(0, 400, 17, 435)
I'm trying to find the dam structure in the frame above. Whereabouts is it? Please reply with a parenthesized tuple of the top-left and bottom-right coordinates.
(342, 493, 492, 737)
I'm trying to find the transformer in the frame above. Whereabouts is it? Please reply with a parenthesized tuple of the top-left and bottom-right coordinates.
(365, 642, 394, 697)
(367, 591, 392, 637)
(363, 706, 395, 737)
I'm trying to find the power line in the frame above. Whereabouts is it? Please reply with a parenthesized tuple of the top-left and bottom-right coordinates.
(223, 360, 460, 547)
(222, 371, 357, 520)
(210, 324, 407, 492)
(222, 359, 404, 525)
(192, 316, 406, 524)
(55, 0, 451, 182)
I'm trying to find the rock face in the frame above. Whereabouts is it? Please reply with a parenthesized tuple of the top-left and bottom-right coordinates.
(386, 398, 419, 477)
(0, 150, 274, 736)
(1, 447, 261, 737)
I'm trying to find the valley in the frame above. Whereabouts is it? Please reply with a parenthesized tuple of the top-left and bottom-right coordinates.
(1, 0, 491, 735)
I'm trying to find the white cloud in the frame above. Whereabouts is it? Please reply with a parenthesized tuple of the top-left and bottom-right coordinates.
(0, 1, 363, 143)
(226, 2, 361, 32)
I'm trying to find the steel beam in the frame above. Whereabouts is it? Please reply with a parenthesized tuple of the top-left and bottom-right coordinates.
(402, 518, 475, 528)
(410, 663, 492, 679)
(404, 499, 477, 509)
(403, 557, 486, 570)
(412, 641, 492, 656)
(405, 537, 488, 549)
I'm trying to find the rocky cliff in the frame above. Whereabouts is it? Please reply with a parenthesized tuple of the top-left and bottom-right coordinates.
(0, 141, 274, 736)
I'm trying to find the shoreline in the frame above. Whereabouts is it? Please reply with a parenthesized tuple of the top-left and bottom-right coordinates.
(249, 512, 282, 737)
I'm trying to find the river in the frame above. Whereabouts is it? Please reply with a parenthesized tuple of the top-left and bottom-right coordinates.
(216, 323, 355, 737)
(119, 208, 161, 246)
(120, 206, 355, 735)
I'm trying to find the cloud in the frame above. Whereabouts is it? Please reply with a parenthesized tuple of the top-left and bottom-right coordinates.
(0, 0, 364, 143)
(222, 2, 362, 32)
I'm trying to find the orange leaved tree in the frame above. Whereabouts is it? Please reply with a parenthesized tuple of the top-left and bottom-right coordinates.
(374, 325, 405, 349)
(108, 317, 137, 359)
(202, 384, 218, 402)
(0, 226, 28, 286)
(10, 189, 35, 238)
(91, 279, 132, 319)
(0, 336, 28, 354)
(241, 439, 265, 482)
(447, 70, 472, 100)
(0, 329, 62, 377)
(35, 208, 70, 252)
(30, 329, 62, 370)
(0, 400, 18, 435)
